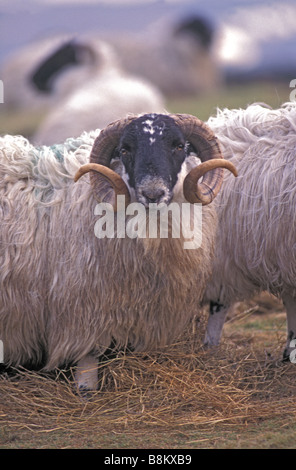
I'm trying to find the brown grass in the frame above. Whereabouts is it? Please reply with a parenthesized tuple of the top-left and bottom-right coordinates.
(1, 294, 296, 448)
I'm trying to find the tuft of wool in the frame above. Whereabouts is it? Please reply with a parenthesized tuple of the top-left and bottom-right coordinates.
(205, 101, 296, 304)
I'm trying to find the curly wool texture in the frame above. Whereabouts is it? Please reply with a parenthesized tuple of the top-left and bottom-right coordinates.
(205, 101, 296, 304)
(0, 132, 216, 369)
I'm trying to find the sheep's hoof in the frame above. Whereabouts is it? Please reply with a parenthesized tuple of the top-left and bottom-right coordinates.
(282, 347, 289, 362)
(282, 345, 296, 363)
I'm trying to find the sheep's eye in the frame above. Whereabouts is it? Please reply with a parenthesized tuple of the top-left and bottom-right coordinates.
(175, 143, 184, 151)
(120, 148, 129, 157)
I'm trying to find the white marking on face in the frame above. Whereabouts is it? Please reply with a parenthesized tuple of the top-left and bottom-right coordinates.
(142, 120, 155, 135)
(172, 152, 201, 202)
(142, 117, 165, 141)
(110, 158, 136, 200)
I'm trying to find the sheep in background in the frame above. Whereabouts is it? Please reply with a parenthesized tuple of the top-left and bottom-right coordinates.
(32, 67, 165, 145)
(1, 35, 109, 112)
(0, 113, 237, 391)
(1, 34, 166, 144)
(1, 13, 221, 121)
(203, 101, 296, 360)
(102, 15, 222, 97)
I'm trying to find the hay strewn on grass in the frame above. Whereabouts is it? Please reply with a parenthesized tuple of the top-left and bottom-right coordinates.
(0, 298, 296, 442)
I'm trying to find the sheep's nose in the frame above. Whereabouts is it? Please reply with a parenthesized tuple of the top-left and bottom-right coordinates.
(141, 188, 165, 204)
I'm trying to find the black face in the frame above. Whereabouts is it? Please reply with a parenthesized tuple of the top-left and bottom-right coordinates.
(115, 114, 189, 206)
(30, 41, 83, 93)
(174, 16, 214, 50)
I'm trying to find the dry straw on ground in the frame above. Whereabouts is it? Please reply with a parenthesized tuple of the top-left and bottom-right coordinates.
(1, 297, 296, 440)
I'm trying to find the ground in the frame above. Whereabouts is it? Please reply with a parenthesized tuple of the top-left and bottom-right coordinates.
(0, 292, 295, 449)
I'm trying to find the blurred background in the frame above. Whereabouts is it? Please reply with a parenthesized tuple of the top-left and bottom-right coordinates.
(0, 0, 295, 143)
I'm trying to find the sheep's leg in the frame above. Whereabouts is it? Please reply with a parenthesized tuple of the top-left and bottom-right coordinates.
(203, 301, 229, 347)
(75, 354, 98, 392)
(282, 292, 296, 361)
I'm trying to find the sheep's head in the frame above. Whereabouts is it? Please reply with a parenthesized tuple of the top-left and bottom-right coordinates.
(74, 113, 237, 209)
(31, 40, 95, 93)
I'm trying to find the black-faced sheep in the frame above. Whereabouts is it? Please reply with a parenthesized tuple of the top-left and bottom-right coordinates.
(203, 101, 296, 360)
(1, 36, 165, 139)
(102, 15, 221, 97)
(1, 35, 99, 112)
(0, 113, 236, 391)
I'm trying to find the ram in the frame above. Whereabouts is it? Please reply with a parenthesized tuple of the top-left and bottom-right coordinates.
(0, 113, 236, 391)
(203, 101, 296, 360)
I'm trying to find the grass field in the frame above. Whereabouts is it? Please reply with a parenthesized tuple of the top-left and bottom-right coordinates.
(0, 79, 291, 137)
(0, 79, 295, 449)
(170, 79, 290, 120)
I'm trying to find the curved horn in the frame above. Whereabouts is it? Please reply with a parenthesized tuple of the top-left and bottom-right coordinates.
(183, 159, 238, 205)
(74, 115, 137, 210)
(89, 115, 137, 166)
(74, 163, 131, 210)
(170, 113, 237, 205)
